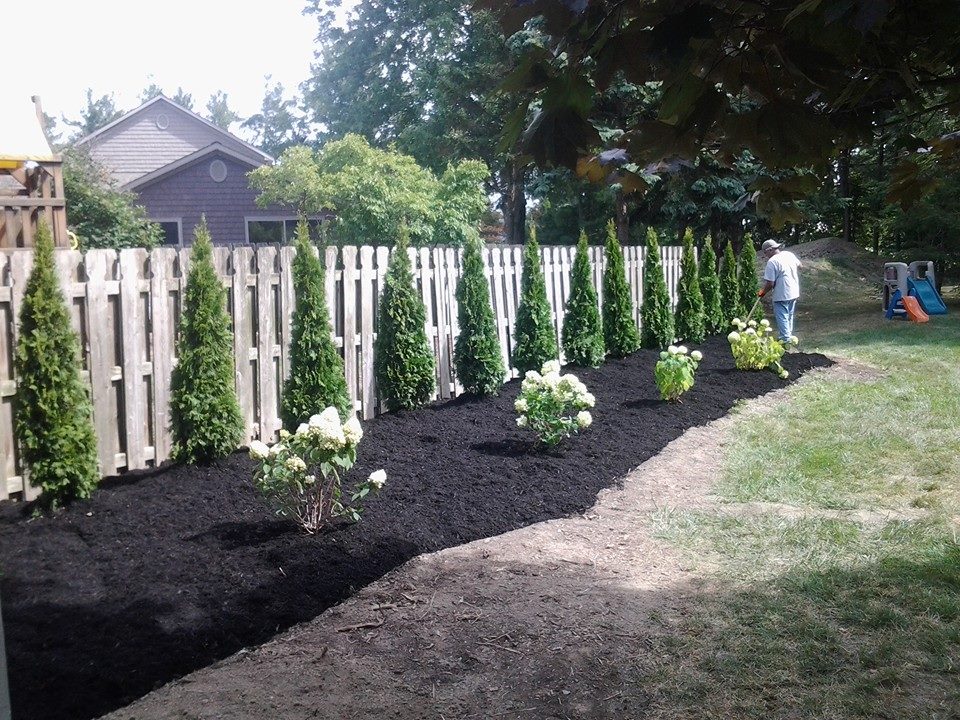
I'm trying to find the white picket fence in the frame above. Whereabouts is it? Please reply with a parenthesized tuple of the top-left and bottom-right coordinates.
(0, 243, 687, 501)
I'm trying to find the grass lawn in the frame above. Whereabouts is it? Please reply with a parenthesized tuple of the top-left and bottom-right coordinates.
(647, 257, 960, 719)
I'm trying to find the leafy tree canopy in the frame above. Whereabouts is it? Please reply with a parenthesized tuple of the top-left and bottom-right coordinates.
(476, 0, 960, 225)
(206, 91, 242, 130)
(249, 135, 489, 246)
(243, 78, 308, 157)
(63, 89, 123, 140)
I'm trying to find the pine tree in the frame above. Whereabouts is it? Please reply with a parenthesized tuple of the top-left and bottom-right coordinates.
(562, 230, 605, 367)
(699, 237, 724, 334)
(454, 236, 505, 395)
(639, 227, 674, 349)
(602, 219, 640, 357)
(374, 226, 436, 410)
(674, 228, 706, 343)
(170, 218, 244, 463)
(738, 232, 761, 320)
(720, 240, 742, 322)
(14, 220, 99, 507)
(513, 227, 558, 373)
(280, 218, 352, 428)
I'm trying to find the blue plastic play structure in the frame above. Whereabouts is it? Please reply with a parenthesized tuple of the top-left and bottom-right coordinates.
(883, 261, 948, 320)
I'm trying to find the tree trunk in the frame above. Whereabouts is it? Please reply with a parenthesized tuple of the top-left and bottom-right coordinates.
(873, 136, 884, 255)
(502, 160, 527, 244)
(838, 149, 852, 244)
(614, 189, 629, 244)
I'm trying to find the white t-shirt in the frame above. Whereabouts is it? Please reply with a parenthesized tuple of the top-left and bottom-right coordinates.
(763, 250, 802, 302)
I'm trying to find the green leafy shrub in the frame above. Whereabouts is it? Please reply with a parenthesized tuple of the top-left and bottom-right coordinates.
(454, 236, 505, 395)
(727, 317, 796, 378)
(513, 227, 558, 373)
(280, 218, 352, 429)
(699, 238, 724, 334)
(14, 220, 99, 507)
(250, 407, 385, 533)
(640, 227, 674, 349)
(374, 226, 436, 410)
(602, 219, 640, 357)
(170, 218, 245, 463)
(720, 240, 742, 321)
(515, 360, 595, 446)
(654, 345, 703, 402)
(738, 233, 761, 320)
(562, 230, 605, 367)
(674, 228, 706, 343)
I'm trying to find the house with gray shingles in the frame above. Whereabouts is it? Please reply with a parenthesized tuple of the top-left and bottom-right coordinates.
(76, 95, 309, 245)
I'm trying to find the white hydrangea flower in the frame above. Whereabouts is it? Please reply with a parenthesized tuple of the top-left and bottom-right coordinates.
(248, 440, 270, 460)
(524, 370, 542, 381)
(541, 359, 561, 375)
(343, 416, 363, 445)
(691, 350, 703, 361)
(747, 320, 757, 328)
(581, 392, 596, 408)
(516, 415, 528, 428)
(514, 398, 528, 413)
(667, 344, 678, 354)
(284, 456, 307, 473)
(745, 328, 757, 336)
(760, 319, 771, 327)
(296, 423, 310, 436)
(789, 335, 799, 345)
(727, 331, 740, 342)
(732, 317, 741, 325)
(304, 474, 316, 486)
(368, 469, 387, 489)
(779, 369, 789, 379)
(268, 443, 286, 458)
(659, 351, 668, 360)
(677, 345, 688, 355)
(542, 371, 561, 388)
(576, 411, 592, 428)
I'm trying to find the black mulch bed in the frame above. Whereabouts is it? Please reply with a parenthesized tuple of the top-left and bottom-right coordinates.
(0, 337, 831, 720)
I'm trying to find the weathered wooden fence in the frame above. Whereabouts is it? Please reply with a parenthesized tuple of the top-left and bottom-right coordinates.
(0, 243, 687, 501)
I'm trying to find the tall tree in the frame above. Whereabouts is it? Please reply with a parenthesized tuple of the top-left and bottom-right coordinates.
(170, 219, 244, 463)
(562, 230, 605, 367)
(205, 91, 241, 130)
(14, 221, 99, 508)
(139, 81, 165, 103)
(674, 228, 706, 344)
(454, 236, 506, 395)
(639, 227, 673, 349)
(63, 89, 123, 139)
(699, 238, 724, 335)
(171, 87, 194, 111)
(512, 228, 558, 373)
(280, 218, 352, 428)
(602, 219, 641, 357)
(243, 78, 306, 157)
(719, 240, 742, 321)
(738, 233, 761, 321)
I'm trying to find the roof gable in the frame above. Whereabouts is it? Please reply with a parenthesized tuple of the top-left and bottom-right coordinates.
(75, 96, 272, 185)
(124, 143, 261, 191)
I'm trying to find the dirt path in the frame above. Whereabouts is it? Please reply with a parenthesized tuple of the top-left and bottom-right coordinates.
(104, 364, 858, 720)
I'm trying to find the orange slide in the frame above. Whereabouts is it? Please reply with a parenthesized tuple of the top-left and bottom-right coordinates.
(902, 296, 930, 323)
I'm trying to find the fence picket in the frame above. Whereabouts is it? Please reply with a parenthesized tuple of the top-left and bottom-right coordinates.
(0, 243, 686, 501)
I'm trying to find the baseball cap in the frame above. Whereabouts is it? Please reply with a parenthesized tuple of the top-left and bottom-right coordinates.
(761, 239, 783, 252)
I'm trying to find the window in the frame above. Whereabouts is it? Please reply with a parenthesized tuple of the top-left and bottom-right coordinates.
(246, 217, 327, 244)
(156, 220, 182, 245)
(209, 159, 228, 182)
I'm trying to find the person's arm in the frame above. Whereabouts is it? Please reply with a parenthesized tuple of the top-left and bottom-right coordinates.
(759, 279, 775, 297)
(760, 259, 777, 297)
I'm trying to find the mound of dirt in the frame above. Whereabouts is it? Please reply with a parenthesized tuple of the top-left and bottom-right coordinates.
(788, 237, 885, 281)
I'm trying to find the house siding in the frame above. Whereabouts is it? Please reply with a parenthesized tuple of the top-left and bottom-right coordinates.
(135, 153, 288, 245)
(83, 99, 266, 186)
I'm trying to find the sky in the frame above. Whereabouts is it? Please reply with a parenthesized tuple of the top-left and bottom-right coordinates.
(5, 0, 356, 140)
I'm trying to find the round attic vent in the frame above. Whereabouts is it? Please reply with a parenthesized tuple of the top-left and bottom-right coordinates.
(156, 113, 170, 130)
(209, 159, 228, 182)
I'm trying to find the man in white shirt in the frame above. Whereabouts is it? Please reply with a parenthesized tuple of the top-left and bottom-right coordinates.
(758, 239, 802, 342)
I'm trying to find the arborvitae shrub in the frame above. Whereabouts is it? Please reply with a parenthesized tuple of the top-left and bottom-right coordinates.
(512, 227, 558, 373)
(562, 230, 605, 367)
(280, 217, 352, 428)
(699, 237, 724, 334)
(738, 232, 761, 320)
(14, 220, 99, 508)
(639, 227, 674, 349)
(601, 219, 640, 357)
(674, 228, 706, 343)
(454, 236, 505, 395)
(720, 240, 742, 321)
(170, 218, 244, 463)
(374, 226, 436, 410)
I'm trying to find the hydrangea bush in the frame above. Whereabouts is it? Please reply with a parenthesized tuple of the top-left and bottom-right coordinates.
(727, 318, 797, 379)
(514, 360, 595, 446)
(250, 407, 386, 533)
(654, 345, 703, 402)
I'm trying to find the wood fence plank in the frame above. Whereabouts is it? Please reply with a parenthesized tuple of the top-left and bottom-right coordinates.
(256, 247, 279, 441)
(374, 246, 390, 411)
(84, 251, 119, 477)
(149, 249, 176, 465)
(431, 247, 452, 399)
(444, 247, 462, 396)
(119, 250, 147, 470)
(232, 246, 255, 443)
(359, 246, 376, 419)
(341, 245, 359, 415)
(279, 246, 296, 383)
(501, 246, 519, 377)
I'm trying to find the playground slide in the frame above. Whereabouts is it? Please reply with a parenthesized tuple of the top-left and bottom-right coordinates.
(908, 277, 948, 315)
(902, 295, 930, 323)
